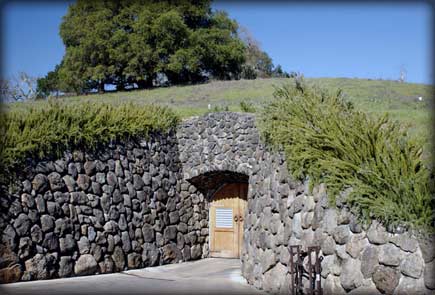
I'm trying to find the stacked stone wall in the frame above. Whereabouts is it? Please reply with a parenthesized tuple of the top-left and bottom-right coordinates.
(242, 139, 435, 295)
(1, 111, 433, 295)
(176, 112, 259, 184)
(0, 131, 209, 282)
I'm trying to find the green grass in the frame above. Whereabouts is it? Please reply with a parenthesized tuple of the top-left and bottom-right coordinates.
(7, 77, 431, 123)
(0, 101, 179, 182)
(259, 80, 433, 231)
(4, 77, 432, 161)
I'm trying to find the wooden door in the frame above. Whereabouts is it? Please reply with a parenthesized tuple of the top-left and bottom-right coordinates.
(209, 183, 247, 258)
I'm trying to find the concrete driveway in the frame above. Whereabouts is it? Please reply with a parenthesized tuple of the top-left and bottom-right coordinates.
(0, 258, 265, 295)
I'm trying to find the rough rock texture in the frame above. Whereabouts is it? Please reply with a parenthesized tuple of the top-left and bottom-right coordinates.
(400, 252, 424, 279)
(378, 243, 403, 266)
(240, 144, 430, 295)
(372, 265, 400, 294)
(340, 259, 364, 291)
(262, 263, 288, 294)
(424, 260, 435, 290)
(1, 127, 209, 282)
(360, 246, 379, 278)
(394, 276, 426, 295)
(58, 256, 73, 277)
(74, 254, 97, 276)
(324, 275, 346, 295)
(1, 111, 431, 294)
(348, 280, 381, 295)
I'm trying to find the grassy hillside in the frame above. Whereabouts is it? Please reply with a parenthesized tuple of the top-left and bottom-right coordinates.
(5, 77, 433, 160)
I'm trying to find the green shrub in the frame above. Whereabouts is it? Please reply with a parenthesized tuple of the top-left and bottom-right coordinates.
(241, 64, 257, 80)
(0, 100, 179, 181)
(259, 79, 434, 231)
(208, 104, 230, 113)
(240, 100, 256, 113)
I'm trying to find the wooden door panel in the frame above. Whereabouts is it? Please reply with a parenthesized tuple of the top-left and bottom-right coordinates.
(210, 183, 248, 258)
(212, 230, 236, 257)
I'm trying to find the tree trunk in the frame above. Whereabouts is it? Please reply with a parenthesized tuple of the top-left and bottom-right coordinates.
(116, 83, 125, 91)
(136, 76, 153, 89)
(98, 81, 105, 93)
(136, 80, 146, 89)
(145, 75, 153, 88)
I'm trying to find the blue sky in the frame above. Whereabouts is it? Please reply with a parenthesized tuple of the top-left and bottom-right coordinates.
(1, 1, 433, 84)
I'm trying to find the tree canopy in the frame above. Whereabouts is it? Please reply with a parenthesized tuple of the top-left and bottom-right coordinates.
(53, 0, 246, 93)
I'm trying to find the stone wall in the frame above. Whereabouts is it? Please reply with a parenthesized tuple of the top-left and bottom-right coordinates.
(241, 146, 435, 294)
(1, 111, 433, 295)
(176, 112, 259, 191)
(0, 131, 209, 283)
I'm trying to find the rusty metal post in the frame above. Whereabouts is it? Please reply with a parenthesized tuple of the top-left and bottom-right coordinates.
(308, 247, 313, 295)
(289, 246, 294, 295)
(307, 246, 323, 295)
(289, 245, 323, 295)
(298, 247, 305, 294)
(289, 245, 298, 295)
(289, 245, 302, 295)
(315, 247, 323, 295)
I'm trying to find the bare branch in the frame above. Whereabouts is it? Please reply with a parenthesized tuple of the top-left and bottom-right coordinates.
(1, 72, 39, 102)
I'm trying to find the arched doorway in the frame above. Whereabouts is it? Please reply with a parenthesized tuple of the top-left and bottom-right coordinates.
(187, 171, 249, 259)
(209, 183, 248, 258)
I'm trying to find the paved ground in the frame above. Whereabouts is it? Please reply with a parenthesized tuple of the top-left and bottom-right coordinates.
(0, 258, 265, 295)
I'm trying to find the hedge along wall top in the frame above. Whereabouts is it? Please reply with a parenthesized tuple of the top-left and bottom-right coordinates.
(0, 101, 179, 182)
(0, 106, 433, 294)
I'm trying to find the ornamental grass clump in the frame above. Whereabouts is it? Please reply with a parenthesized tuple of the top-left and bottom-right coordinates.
(259, 79, 434, 230)
(0, 100, 179, 181)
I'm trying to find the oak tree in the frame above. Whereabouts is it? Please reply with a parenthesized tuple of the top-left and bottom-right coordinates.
(57, 0, 246, 93)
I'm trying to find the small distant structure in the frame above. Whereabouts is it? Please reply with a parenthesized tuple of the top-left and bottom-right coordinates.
(418, 96, 423, 101)
(398, 65, 407, 83)
(208, 104, 211, 110)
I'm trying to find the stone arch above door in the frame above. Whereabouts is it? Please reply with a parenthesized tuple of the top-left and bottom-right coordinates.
(187, 170, 248, 199)
(176, 112, 263, 181)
